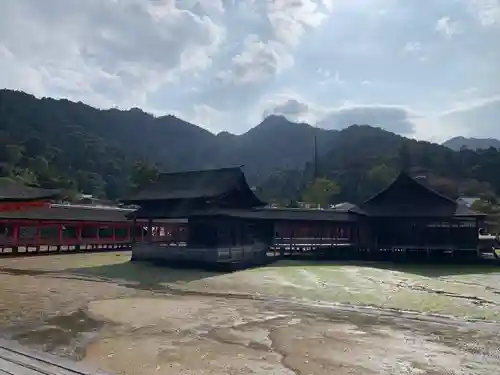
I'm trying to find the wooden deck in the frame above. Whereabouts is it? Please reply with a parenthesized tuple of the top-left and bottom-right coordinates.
(0, 339, 111, 375)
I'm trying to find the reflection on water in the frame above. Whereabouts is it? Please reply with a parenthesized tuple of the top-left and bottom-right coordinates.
(0, 252, 500, 374)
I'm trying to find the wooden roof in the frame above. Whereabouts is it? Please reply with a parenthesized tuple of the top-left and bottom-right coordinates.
(0, 204, 134, 223)
(0, 204, 185, 224)
(121, 166, 265, 207)
(0, 180, 60, 202)
(131, 206, 360, 222)
(362, 171, 484, 218)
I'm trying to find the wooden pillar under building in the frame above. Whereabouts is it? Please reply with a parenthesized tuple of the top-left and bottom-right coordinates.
(35, 222, 41, 252)
(75, 224, 83, 250)
(12, 223, 19, 253)
(95, 225, 100, 249)
(58, 224, 63, 243)
(147, 219, 153, 242)
(131, 218, 137, 242)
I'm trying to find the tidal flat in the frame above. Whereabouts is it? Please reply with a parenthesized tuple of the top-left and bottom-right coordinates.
(1, 252, 499, 374)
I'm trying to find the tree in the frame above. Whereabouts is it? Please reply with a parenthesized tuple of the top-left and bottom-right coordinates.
(0, 144, 24, 165)
(130, 161, 160, 192)
(367, 164, 397, 188)
(398, 142, 411, 171)
(427, 175, 459, 198)
(471, 199, 495, 215)
(301, 178, 340, 208)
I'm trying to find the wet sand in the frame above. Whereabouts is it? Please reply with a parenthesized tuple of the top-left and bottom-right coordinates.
(1, 252, 500, 374)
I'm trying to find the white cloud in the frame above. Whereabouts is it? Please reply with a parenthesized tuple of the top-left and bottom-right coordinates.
(263, 93, 500, 141)
(216, 0, 331, 86)
(0, 0, 499, 141)
(0, 0, 224, 109)
(190, 104, 227, 133)
(438, 95, 500, 137)
(261, 94, 417, 134)
(403, 42, 422, 54)
(267, 0, 327, 47)
(216, 35, 294, 85)
(262, 97, 316, 122)
(466, 0, 500, 27)
(435, 16, 461, 38)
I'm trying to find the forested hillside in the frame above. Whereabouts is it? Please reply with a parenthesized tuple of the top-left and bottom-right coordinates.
(259, 126, 500, 205)
(0, 90, 337, 197)
(1, 89, 500, 205)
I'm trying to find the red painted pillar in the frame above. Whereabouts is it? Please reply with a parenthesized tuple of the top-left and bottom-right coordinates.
(112, 226, 116, 242)
(76, 224, 83, 242)
(12, 223, 19, 242)
(11, 223, 20, 253)
(58, 224, 63, 244)
(35, 222, 41, 244)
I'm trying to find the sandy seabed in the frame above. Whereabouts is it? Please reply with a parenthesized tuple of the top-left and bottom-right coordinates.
(1, 252, 500, 375)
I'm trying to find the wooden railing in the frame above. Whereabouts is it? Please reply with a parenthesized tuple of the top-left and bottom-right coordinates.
(0, 239, 132, 256)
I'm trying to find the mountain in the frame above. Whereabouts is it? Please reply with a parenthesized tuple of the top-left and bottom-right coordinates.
(0, 90, 337, 197)
(2, 88, 500, 204)
(309, 126, 500, 204)
(443, 136, 500, 151)
(213, 115, 338, 183)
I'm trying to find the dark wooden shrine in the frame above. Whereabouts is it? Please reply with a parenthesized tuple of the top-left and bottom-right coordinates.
(360, 171, 486, 259)
(123, 167, 488, 267)
(122, 167, 275, 266)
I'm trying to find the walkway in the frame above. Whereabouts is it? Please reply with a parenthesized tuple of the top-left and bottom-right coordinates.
(0, 339, 111, 375)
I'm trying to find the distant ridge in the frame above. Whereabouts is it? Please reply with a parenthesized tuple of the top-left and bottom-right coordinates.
(443, 136, 500, 151)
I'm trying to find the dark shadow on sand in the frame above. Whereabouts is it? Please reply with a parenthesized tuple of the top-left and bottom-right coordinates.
(67, 256, 222, 292)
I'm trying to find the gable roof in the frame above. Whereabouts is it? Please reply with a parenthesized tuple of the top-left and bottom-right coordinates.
(362, 171, 482, 217)
(121, 166, 265, 207)
(364, 171, 455, 206)
(0, 180, 61, 202)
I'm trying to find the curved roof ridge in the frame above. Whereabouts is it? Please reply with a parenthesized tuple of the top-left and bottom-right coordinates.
(121, 166, 265, 207)
(362, 170, 456, 207)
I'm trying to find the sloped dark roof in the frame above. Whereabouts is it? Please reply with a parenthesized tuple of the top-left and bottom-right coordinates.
(362, 171, 483, 218)
(0, 204, 134, 222)
(131, 206, 359, 222)
(0, 180, 61, 201)
(121, 166, 265, 207)
(0, 204, 184, 224)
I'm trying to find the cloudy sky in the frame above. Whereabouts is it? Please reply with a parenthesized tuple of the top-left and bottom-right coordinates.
(0, 0, 499, 141)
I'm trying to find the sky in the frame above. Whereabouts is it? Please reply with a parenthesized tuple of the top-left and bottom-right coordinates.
(0, 0, 499, 142)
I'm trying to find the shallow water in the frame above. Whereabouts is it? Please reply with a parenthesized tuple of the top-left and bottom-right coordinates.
(1, 252, 500, 374)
